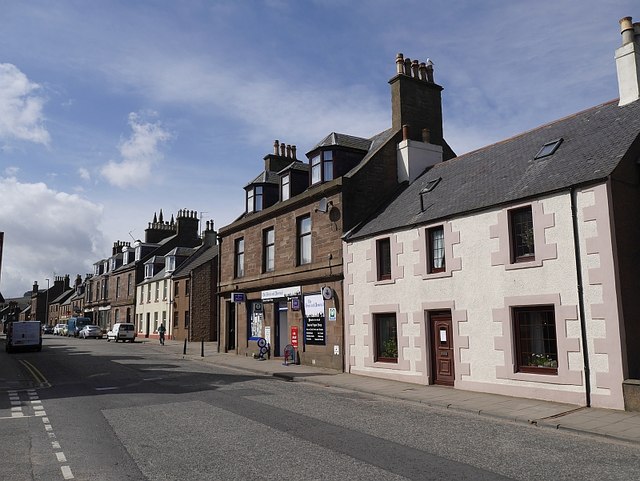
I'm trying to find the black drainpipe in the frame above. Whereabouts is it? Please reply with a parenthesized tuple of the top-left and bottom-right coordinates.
(571, 187, 591, 407)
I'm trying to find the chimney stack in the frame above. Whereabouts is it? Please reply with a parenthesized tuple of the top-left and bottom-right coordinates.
(616, 16, 640, 106)
(390, 53, 444, 146)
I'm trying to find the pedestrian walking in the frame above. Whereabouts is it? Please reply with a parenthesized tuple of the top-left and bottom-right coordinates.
(158, 323, 166, 345)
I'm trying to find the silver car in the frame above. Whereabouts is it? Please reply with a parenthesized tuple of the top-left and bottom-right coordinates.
(79, 325, 103, 339)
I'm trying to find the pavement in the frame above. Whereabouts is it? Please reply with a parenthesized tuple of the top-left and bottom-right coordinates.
(149, 338, 640, 447)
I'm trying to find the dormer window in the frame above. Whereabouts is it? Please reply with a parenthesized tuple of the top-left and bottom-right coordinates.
(166, 256, 176, 273)
(281, 174, 290, 201)
(110, 258, 117, 271)
(246, 186, 264, 213)
(310, 150, 333, 185)
(103, 260, 109, 273)
(135, 245, 142, 261)
(94, 264, 100, 276)
(145, 264, 154, 279)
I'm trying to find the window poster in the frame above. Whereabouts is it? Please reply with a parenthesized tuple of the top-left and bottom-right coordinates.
(250, 301, 263, 339)
(304, 293, 326, 345)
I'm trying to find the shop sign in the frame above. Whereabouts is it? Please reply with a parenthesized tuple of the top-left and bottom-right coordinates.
(261, 286, 301, 301)
(232, 292, 245, 303)
(328, 307, 337, 321)
(304, 316, 325, 345)
(304, 293, 325, 345)
(290, 326, 299, 348)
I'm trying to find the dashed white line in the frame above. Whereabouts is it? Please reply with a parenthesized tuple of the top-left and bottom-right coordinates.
(44, 424, 53, 431)
(55, 452, 67, 462)
(61, 465, 74, 479)
(52, 441, 61, 449)
(95, 386, 119, 391)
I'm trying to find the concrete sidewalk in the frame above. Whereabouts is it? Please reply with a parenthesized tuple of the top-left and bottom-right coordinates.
(144, 338, 640, 446)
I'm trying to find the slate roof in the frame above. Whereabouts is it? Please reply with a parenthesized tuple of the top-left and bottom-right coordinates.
(277, 160, 309, 174)
(348, 99, 640, 240)
(309, 132, 373, 153)
(244, 170, 280, 188)
(173, 244, 219, 277)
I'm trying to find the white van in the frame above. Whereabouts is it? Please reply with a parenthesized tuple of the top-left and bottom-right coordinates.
(106, 323, 136, 343)
(6, 321, 42, 353)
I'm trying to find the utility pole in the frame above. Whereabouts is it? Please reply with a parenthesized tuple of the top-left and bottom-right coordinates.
(45, 278, 50, 326)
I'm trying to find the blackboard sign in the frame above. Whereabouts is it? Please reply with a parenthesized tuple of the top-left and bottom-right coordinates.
(304, 316, 325, 345)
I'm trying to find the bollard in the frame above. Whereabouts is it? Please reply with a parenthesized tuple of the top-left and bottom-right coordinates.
(183, 338, 187, 355)
(201, 340, 204, 357)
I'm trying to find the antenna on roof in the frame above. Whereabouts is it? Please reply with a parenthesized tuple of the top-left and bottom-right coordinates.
(128, 231, 136, 242)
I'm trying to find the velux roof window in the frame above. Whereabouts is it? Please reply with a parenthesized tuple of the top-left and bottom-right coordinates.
(534, 138, 563, 159)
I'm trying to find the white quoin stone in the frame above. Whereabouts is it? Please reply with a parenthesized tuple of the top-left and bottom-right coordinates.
(616, 40, 640, 106)
(397, 139, 442, 183)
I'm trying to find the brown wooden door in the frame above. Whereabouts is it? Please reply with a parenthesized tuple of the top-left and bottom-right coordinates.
(431, 312, 455, 386)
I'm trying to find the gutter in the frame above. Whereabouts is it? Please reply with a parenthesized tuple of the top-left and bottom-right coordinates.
(570, 186, 591, 407)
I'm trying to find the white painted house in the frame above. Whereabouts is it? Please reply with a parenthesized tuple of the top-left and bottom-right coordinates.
(344, 17, 640, 410)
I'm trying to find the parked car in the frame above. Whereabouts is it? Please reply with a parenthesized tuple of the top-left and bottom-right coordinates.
(66, 316, 93, 337)
(53, 323, 67, 335)
(106, 323, 136, 343)
(79, 325, 103, 339)
(42, 324, 54, 334)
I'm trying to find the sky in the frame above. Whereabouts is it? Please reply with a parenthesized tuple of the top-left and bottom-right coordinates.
(0, 0, 636, 299)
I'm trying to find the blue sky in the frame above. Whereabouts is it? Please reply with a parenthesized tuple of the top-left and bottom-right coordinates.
(0, 0, 635, 299)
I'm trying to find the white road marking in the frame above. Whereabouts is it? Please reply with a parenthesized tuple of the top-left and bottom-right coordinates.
(95, 387, 119, 391)
(10, 400, 21, 406)
(33, 405, 44, 411)
(48, 432, 56, 438)
(52, 441, 61, 449)
(35, 411, 46, 416)
(11, 407, 22, 412)
(56, 452, 67, 462)
(42, 417, 50, 423)
(44, 424, 53, 431)
(11, 413, 24, 418)
(61, 465, 74, 479)
(31, 400, 42, 404)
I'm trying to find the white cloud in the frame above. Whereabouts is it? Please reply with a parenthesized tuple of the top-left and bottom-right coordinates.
(3, 166, 19, 176)
(0, 176, 107, 299)
(78, 167, 91, 181)
(100, 112, 171, 188)
(0, 63, 51, 146)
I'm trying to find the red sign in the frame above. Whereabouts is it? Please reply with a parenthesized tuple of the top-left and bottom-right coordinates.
(290, 326, 299, 348)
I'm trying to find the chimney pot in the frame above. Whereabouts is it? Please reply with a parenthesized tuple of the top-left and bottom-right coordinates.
(274, 140, 280, 155)
(422, 128, 431, 143)
(411, 60, 420, 78)
(396, 53, 405, 75)
(620, 16, 634, 45)
(292, 145, 297, 160)
(286, 144, 292, 158)
(418, 62, 427, 81)
(404, 58, 412, 76)
(402, 124, 410, 141)
(280, 143, 286, 156)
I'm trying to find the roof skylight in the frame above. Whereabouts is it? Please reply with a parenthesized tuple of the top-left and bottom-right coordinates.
(534, 138, 563, 159)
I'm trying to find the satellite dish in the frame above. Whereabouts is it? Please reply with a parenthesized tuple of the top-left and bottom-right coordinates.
(316, 197, 333, 213)
(322, 286, 333, 300)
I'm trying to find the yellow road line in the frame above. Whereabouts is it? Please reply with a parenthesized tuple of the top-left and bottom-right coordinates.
(19, 360, 51, 388)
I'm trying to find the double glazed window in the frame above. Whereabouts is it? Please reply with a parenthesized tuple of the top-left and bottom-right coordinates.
(427, 226, 445, 273)
(514, 306, 558, 374)
(374, 313, 398, 363)
(263, 228, 275, 272)
(376, 238, 391, 281)
(234, 238, 245, 278)
(510, 206, 535, 262)
(310, 151, 334, 185)
(281, 174, 290, 201)
(297, 215, 312, 265)
(246, 186, 263, 213)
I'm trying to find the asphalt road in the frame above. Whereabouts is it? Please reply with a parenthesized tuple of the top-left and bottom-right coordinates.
(1, 335, 639, 480)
